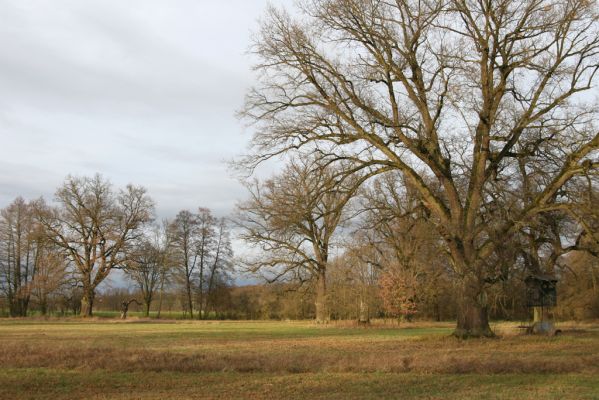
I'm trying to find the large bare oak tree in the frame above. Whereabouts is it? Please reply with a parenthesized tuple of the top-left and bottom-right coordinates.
(242, 0, 599, 336)
(37, 175, 154, 316)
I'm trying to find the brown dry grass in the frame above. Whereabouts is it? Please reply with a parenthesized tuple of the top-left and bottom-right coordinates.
(1, 320, 598, 375)
(2, 319, 599, 400)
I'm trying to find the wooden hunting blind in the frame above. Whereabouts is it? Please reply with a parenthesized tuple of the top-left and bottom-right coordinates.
(525, 275, 558, 308)
(522, 274, 560, 335)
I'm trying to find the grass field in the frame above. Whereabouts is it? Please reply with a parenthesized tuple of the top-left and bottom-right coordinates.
(1, 319, 598, 399)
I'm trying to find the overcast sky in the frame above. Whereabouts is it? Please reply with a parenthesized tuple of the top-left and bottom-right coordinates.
(0, 0, 293, 219)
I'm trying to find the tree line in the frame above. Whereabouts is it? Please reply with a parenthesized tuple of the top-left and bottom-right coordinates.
(0, 174, 233, 318)
(0, 169, 597, 324)
(234, 162, 598, 323)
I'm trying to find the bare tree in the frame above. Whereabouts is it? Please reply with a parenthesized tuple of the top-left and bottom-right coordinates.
(29, 243, 69, 316)
(169, 208, 230, 320)
(120, 298, 141, 319)
(125, 223, 173, 317)
(242, 0, 599, 336)
(0, 197, 44, 316)
(205, 217, 234, 318)
(36, 174, 154, 317)
(169, 210, 199, 319)
(326, 247, 382, 323)
(195, 208, 216, 319)
(237, 157, 370, 322)
(358, 172, 450, 321)
(156, 223, 176, 319)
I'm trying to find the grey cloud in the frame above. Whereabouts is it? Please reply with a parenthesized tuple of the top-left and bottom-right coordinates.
(0, 0, 294, 221)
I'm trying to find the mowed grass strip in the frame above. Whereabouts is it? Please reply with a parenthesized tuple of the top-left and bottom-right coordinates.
(1, 320, 599, 399)
(1, 369, 599, 400)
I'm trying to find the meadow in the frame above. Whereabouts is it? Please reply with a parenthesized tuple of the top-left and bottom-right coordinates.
(1, 319, 598, 399)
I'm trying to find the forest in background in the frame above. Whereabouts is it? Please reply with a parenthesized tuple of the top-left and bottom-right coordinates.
(1, 171, 597, 324)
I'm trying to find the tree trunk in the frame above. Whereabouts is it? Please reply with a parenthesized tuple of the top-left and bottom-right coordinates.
(144, 301, 151, 317)
(40, 296, 48, 316)
(315, 269, 328, 323)
(20, 297, 30, 317)
(198, 262, 205, 320)
(358, 296, 370, 324)
(186, 281, 193, 319)
(8, 296, 18, 318)
(157, 274, 165, 319)
(453, 280, 494, 338)
(80, 288, 94, 317)
(121, 299, 139, 320)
